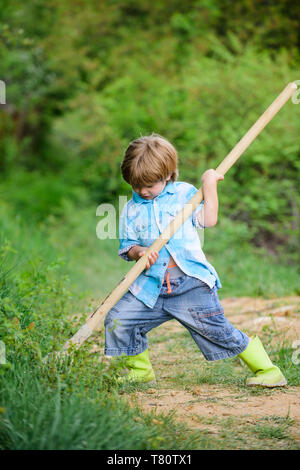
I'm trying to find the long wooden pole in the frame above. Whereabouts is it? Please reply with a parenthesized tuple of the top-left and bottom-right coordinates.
(60, 82, 297, 353)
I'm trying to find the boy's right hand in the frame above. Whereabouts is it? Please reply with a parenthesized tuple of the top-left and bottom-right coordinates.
(137, 249, 159, 270)
(128, 245, 159, 269)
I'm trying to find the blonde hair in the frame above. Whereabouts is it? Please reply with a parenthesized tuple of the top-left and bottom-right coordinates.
(121, 133, 178, 187)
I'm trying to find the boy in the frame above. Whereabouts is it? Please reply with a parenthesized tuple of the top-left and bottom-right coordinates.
(104, 134, 287, 388)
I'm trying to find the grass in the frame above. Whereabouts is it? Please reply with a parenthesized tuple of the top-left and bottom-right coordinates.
(0, 356, 202, 450)
(185, 413, 298, 450)
(220, 417, 296, 449)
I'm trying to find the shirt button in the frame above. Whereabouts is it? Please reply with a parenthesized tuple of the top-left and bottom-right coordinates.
(163, 263, 166, 266)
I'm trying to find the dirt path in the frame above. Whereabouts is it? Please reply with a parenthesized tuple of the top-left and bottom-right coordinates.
(122, 296, 300, 448)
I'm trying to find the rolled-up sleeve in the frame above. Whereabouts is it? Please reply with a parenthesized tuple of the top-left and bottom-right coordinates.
(118, 205, 139, 261)
(192, 200, 205, 229)
(187, 185, 205, 229)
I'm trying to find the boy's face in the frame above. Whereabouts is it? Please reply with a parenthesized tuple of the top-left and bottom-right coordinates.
(132, 179, 169, 200)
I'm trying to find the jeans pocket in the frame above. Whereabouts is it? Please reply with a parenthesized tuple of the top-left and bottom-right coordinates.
(197, 279, 215, 293)
(190, 309, 235, 343)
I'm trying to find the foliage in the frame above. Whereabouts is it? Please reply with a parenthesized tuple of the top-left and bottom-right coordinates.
(1, 1, 299, 259)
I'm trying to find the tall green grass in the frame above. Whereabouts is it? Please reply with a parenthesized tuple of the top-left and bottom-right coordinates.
(0, 356, 201, 450)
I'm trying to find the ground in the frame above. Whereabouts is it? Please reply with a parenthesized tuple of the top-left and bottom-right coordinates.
(115, 295, 300, 449)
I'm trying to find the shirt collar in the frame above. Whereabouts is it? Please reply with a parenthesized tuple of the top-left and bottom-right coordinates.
(132, 180, 176, 204)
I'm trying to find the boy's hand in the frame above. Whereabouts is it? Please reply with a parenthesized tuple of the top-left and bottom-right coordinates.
(128, 245, 159, 270)
(138, 249, 159, 270)
(201, 169, 224, 185)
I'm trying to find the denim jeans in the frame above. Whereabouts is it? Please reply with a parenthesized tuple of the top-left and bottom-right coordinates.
(104, 274, 249, 361)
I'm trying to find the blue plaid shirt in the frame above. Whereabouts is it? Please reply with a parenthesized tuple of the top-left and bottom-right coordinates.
(119, 180, 222, 308)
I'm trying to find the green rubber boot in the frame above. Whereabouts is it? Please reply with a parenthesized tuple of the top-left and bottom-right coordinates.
(238, 336, 287, 387)
(117, 349, 156, 385)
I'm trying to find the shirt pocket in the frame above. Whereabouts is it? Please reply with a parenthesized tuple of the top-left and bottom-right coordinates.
(134, 221, 155, 245)
(161, 207, 191, 240)
(135, 222, 150, 237)
(160, 208, 178, 229)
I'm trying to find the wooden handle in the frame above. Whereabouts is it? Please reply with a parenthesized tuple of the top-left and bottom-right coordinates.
(60, 82, 297, 352)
